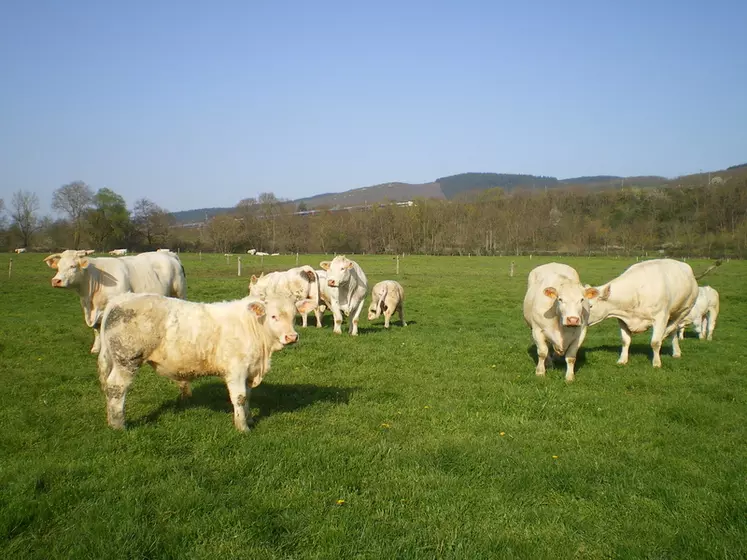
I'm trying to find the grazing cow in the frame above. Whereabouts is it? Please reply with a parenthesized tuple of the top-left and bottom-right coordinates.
(587, 258, 700, 367)
(98, 293, 313, 431)
(14, 248, 27, 254)
(256, 251, 269, 257)
(368, 280, 407, 328)
(109, 249, 128, 256)
(319, 255, 368, 335)
(43, 250, 187, 353)
(271, 253, 280, 256)
(157, 248, 172, 253)
(523, 263, 598, 382)
(678, 286, 720, 341)
(80, 249, 96, 255)
(247, 249, 257, 255)
(248, 266, 320, 325)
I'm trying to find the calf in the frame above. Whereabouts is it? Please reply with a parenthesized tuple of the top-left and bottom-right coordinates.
(367, 280, 407, 328)
(523, 263, 598, 382)
(98, 293, 313, 431)
(587, 258, 698, 367)
(678, 286, 719, 341)
(319, 255, 368, 335)
(299, 269, 334, 328)
(249, 266, 320, 326)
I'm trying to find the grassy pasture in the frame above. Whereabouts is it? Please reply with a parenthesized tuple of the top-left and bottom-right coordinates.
(1, 252, 745, 559)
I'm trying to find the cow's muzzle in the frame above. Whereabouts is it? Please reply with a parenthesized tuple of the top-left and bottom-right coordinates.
(564, 317, 581, 327)
(284, 333, 298, 344)
(51, 278, 63, 288)
(327, 280, 336, 287)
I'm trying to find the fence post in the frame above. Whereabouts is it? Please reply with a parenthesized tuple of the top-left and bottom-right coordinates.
(199, 251, 202, 261)
(8, 258, 12, 279)
(225, 254, 229, 265)
(396, 255, 400, 275)
(237, 256, 242, 277)
(296, 252, 299, 266)
(510, 261, 515, 278)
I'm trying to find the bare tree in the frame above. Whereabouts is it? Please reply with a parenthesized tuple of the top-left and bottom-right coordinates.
(10, 190, 40, 247)
(0, 198, 5, 229)
(132, 198, 173, 248)
(206, 215, 242, 254)
(52, 181, 94, 249)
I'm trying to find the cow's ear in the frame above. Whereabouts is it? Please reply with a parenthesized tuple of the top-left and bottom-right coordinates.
(78, 257, 89, 269)
(300, 269, 316, 282)
(543, 287, 558, 299)
(248, 301, 266, 317)
(43, 254, 62, 269)
(250, 275, 258, 285)
(320, 261, 331, 271)
(600, 285, 611, 301)
(345, 260, 354, 269)
(584, 287, 600, 299)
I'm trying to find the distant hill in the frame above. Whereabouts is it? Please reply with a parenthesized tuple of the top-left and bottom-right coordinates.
(295, 181, 443, 208)
(171, 207, 235, 223)
(169, 164, 745, 224)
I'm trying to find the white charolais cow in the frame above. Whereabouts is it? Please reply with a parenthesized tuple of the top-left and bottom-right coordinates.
(678, 286, 719, 341)
(319, 255, 368, 335)
(587, 258, 700, 367)
(109, 249, 128, 256)
(368, 280, 407, 328)
(98, 293, 313, 431)
(523, 263, 598, 382)
(248, 266, 320, 326)
(14, 248, 27, 253)
(298, 269, 335, 328)
(43, 250, 187, 353)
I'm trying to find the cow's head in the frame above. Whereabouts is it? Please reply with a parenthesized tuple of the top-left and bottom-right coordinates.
(44, 250, 90, 288)
(248, 295, 313, 347)
(320, 256, 354, 288)
(544, 282, 599, 327)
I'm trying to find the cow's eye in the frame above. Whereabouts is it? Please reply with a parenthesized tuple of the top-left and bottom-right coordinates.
(271, 315, 277, 320)
(558, 298, 564, 303)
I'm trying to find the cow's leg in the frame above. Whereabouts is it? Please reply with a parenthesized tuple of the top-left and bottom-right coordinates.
(383, 307, 392, 329)
(617, 320, 632, 365)
(671, 330, 682, 358)
(105, 365, 135, 430)
(532, 328, 549, 376)
(398, 303, 407, 327)
(564, 336, 582, 383)
(314, 306, 323, 328)
(349, 299, 366, 336)
(330, 300, 344, 334)
(91, 327, 101, 354)
(178, 381, 192, 399)
(706, 310, 717, 340)
(699, 316, 707, 340)
(677, 325, 685, 340)
(649, 315, 668, 368)
(226, 376, 252, 432)
(301, 311, 308, 328)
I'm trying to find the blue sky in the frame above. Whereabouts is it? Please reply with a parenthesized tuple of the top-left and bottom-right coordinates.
(1, 0, 745, 214)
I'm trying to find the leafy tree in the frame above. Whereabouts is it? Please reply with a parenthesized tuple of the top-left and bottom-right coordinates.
(206, 215, 242, 254)
(52, 181, 94, 248)
(85, 188, 131, 250)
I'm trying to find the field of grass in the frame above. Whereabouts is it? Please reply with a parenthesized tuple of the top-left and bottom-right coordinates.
(1, 252, 745, 559)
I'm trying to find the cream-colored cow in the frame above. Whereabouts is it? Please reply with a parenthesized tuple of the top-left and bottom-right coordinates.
(367, 280, 406, 328)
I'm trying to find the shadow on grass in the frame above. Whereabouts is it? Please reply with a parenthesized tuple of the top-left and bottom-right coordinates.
(585, 343, 654, 359)
(132, 382, 356, 427)
(297, 314, 415, 333)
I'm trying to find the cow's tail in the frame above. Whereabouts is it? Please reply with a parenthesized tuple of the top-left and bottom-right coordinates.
(695, 260, 722, 281)
(376, 286, 388, 313)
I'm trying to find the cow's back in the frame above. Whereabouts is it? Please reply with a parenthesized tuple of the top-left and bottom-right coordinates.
(612, 259, 697, 317)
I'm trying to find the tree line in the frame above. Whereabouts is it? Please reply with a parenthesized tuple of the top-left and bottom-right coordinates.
(3, 176, 747, 258)
(1, 182, 173, 252)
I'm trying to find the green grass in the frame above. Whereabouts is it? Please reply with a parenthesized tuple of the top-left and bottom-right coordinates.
(1, 252, 745, 559)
